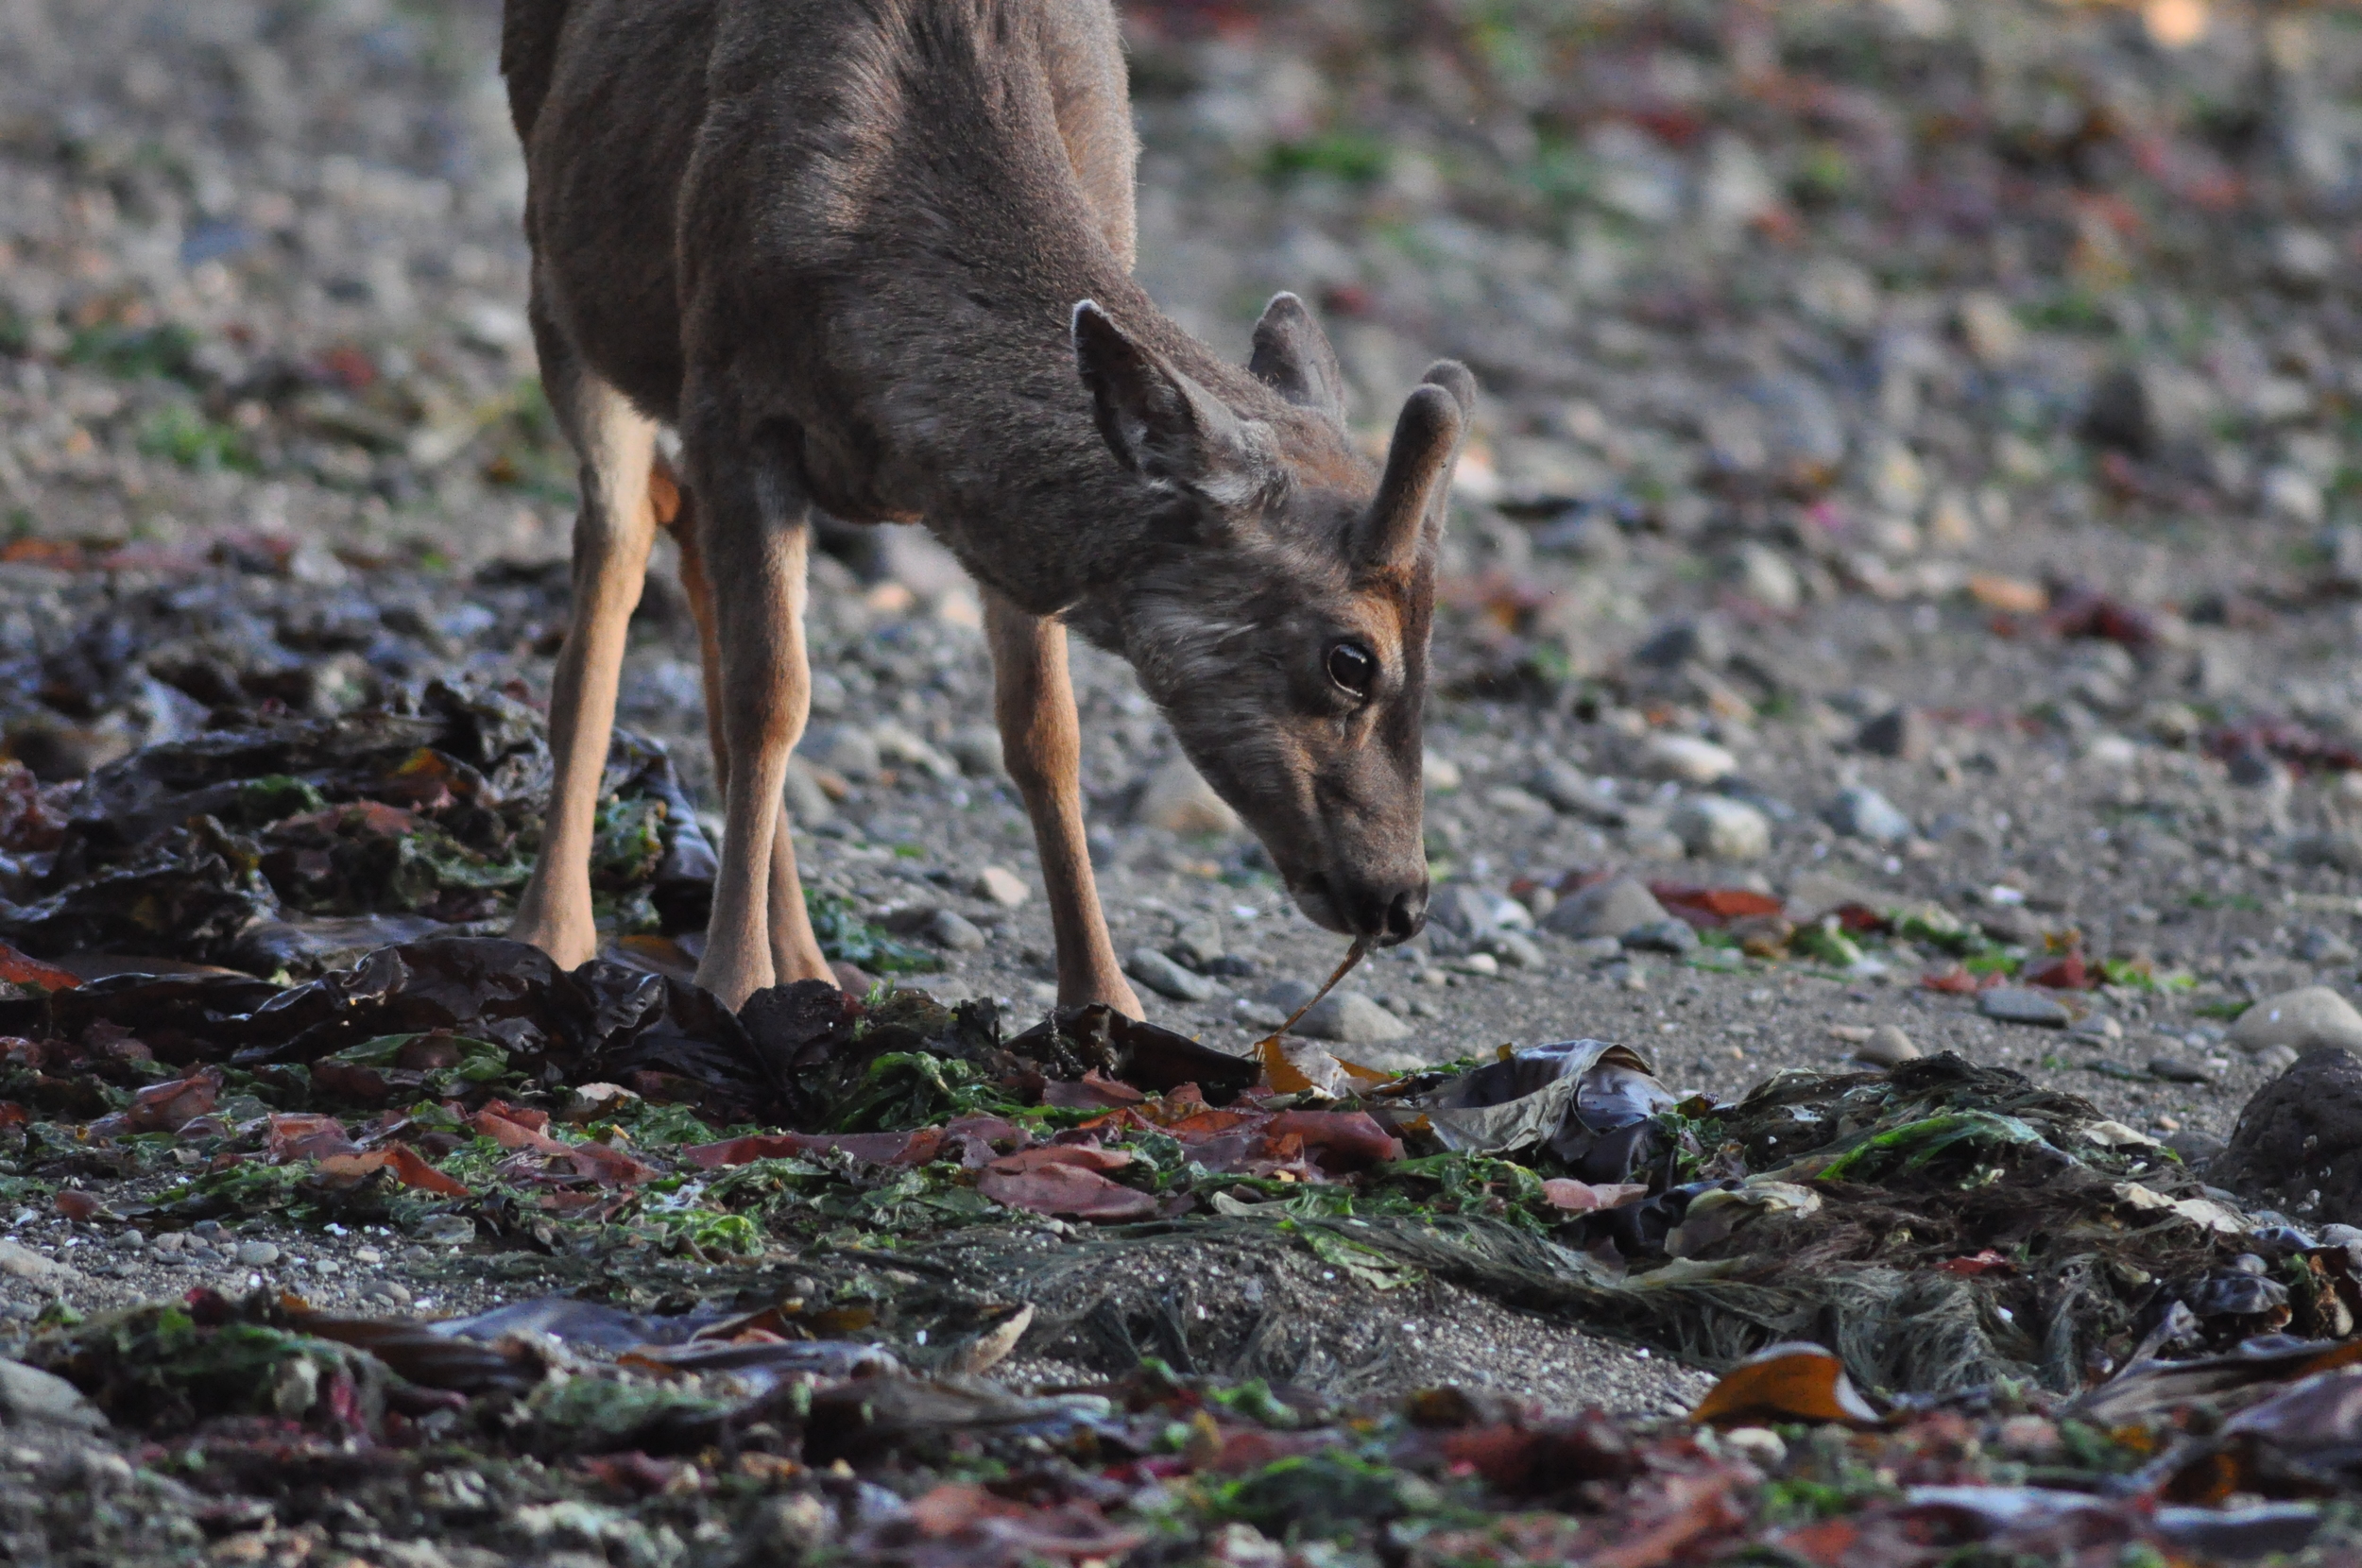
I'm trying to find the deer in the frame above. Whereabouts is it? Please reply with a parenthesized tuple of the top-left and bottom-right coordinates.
(498, 0, 1473, 1014)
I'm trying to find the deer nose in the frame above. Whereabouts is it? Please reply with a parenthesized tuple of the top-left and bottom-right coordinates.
(1381, 884, 1427, 944)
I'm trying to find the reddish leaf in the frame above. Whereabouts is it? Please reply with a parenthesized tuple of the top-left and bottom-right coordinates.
(317, 1142, 472, 1198)
(1920, 967, 1982, 995)
(1041, 1070, 1146, 1110)
(1650, 885, 1784, 929)
(266, 1113, 360, 1162)
(0, 942, 79, 991)
(126, 1070, 220, 1133)
(1261, 1110, 1402, 1171)
(2024, 952, 2090, 990)
(681, 1127, 947, 1169)
(54, 1189, 99, 1221)
(1936, 1250, 2014, 1277)
(1690, 1342, 1882, 1427)
(987, 1144, 1133, 1175)
(0, 1101, 25, 1129)
(978, 1163, 1157, 1221)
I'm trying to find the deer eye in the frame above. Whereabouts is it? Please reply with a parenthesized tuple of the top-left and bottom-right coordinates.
(1326, 640, 1378, 696)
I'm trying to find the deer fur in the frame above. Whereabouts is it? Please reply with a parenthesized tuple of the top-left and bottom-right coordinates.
(501, 0, 1472, 1012)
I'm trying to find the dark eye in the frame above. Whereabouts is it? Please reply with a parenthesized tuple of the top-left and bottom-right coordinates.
(1326, 640, 1378, 695)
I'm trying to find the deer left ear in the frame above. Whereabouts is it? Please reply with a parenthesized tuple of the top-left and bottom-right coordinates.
(1074, 300, 1276, 506)
(1248, 292, 1348, 428)
(1356, 361, 1473, 571)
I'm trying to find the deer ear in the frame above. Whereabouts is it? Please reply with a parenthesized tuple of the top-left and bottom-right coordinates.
(1247, 292, 1347, 427)
(1356, 364, 1473, 571)
(1073, 300, 1271, 503)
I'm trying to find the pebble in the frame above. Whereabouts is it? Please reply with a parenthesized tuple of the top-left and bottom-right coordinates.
(1425, 883, 1500, 956)
(234, 1240, 281, 1268)
(1492, 931, 1545, 970)
(1823, 786, 1913, 844)
(1421, 751, 1462, 793)
(1669, 796, 1771, 861)
(972, 866, 1030, 907)
(1298, 992, 1413, 1046)
(2071, 1014, 2124, 1044)
(1543, 877, 1669, 940)
(0, 1240, 73, 1281)
(0, 1358, 106, 1432)
(1620, 919, 1699, 956)
(1135, 756, 1241, 835)
(2227, 985, 2362, 1053)
(1854, 707, 1931, 761)
(1634, 734, 1737, 786)
(1857, 1024, 1921, 1067)
(358, 1279, 414, 1306)
(799, 723, 881, 780)
(1632, 617, 1730, 670)
(1126, 947, 1220, 1002)
(1528, 759, 1623, 822)
(1571, 935, 1626, 963)
(1978, 987, 2072, 1027)
(1170, 916, 1225, 969)
(926, 910, 987, 952)
(2148, 1056, 2217, 1084)
(2257, 1044, 2302, 1072)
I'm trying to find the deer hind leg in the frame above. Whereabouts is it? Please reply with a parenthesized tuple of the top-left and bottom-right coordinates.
(682, 418, 831, 1009)
(660, 464, 825, 990)
(983, 588, 1142, 1017)
(509, 311, 659, 970)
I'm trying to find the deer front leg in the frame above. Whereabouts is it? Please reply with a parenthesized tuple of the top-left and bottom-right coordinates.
(984, 589, 1142, 1017)
(663, 468, 824, 987)
(510, 340, 659, 970)
(685, 430, 832, 1009)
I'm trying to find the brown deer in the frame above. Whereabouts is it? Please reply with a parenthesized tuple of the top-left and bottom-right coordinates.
(499, 0, 1472, 1013)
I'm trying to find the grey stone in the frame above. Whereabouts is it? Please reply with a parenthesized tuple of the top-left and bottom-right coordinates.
(1425, 883, 1500, 957)
(1126, 947, 1219, 1002)
(2148, 1056, 2217, 1084)
(1528, 759, 1624, 823)
(2072, 1014, 2124, 1043)
(0, 1358, 106, 1432)
(358, 1279, 413, 1306)
(1633, 734, 1737, 785)
(2228, 986, 2362, 1054)
(780, 759, 835, 825)
(800, 724, 881, 781)
(1491, 931, 1545, 970)
(1633, 617, 1729, 671)
(2289, 832, 2362, 874)
(2300, 928, 2360, 964)
(1670, 795, 1771, 861)
(972, 866, 1030, 908)
(233, 1240, 281, 1268)
(1134, 756, 1241, 836)
(945, 725, 1009, 779)
(1979, 987, 2072, 1027)
(1570, 935, 1625, 963)
(1169, 916, 1225, 969)
(0, 1241, 72, 1282)
(1621, 919, 1699, 956)
(1824, 787, 1913, 844)
(925, 910, 987, 952)
(1295, 991, 1412, 1047)
(1857, 1024, 1921, 1067)
(1854, 707, 1931, 761)
(2084, 359, 2218, 458)
(2165, 1131, 2227, 1168)
(2257, 1044, 2303, 1072)
(1543, 877, 1670, 940)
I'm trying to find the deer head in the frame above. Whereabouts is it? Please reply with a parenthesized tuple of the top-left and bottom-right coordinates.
(1073, 293, 1472, 946)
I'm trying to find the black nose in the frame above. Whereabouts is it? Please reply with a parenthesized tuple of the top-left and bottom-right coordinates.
(1382, 884, 1427, 945)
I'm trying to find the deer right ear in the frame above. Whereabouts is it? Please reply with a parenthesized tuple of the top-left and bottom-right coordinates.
(1355, 374, 1467, 572)
(1073, 300, 1272, 504)
(1248, 292, 1348, 427)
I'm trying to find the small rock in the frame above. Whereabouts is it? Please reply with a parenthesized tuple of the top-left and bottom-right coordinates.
(2228, 986, 2362, 1054)
(1956, 291, 2024, 366)
(1126, 947, 1219, 1002)
(1296, 992, 1413, 1047)
(1544, 877, 1671, 940)
(1425, 884, 1500, 956)
(1633, 617, 1729, 670)
(358, 1279, 414, 1306)
(2299, 928, 2360, 965)
(1170, 916, 1225, 969)
(1422, 752, 1463, 793)
(1854, 707, 1931, 762)
(1724, 543, 1802, 613)
(1670, 796, 1771, 861)
(925, 910, 987, 952)
(2288, 831, 2362, 874)
(562, 1082, 642, 1123)
(871, 720, 959, 781)
(1570, 935, 1625, 963)
(1446, 952, 1502, 978)
(973, 866, 1030, 907)
(2071, 1014, 2124, 1044)
(1979, 987, 2072, 1027)
(2165, 1130, 2227, 1167)
(0, 1359, 106, 1432)
(800, 724, 881, 781)
(0, 1241, 72, 1281)
(1621, 919, 1699, 956)
(2257, 1044, 2302, 1073)
(417, 1214, 478, 1247)
(1528, 759, 1623, 822)
(944, 725, 1008, 778)
(234, 1241, 281, 1268)
(1135, 756, 1241, 836)
(1857, 1024, 1921, 1067)
(1824, 787, 1913, 844)
(2148, 1056, 2216, 1084)
(1492, 931, 1544, 970)
(1634, 734, 1737, 785)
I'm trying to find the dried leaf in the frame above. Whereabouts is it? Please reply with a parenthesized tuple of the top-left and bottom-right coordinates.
(977, 1163, 1156, 1221)
(1689, 1342, 1882, 1427)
